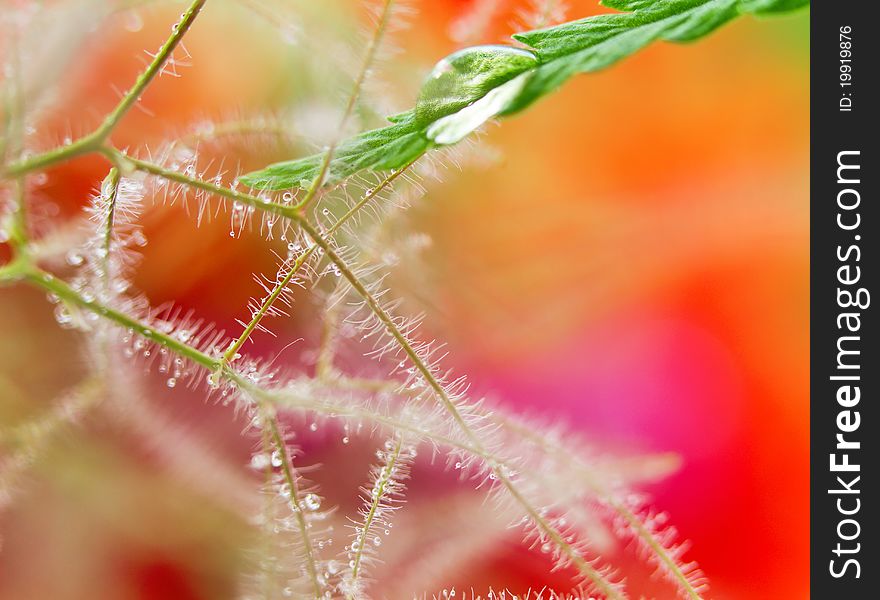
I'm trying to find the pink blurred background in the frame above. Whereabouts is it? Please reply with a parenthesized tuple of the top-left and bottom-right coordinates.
(0, 1, 808, 598)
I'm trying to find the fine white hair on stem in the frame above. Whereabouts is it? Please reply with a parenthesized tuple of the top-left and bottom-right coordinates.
(242, 404, 333, 599)
(339, 432, 416, 598)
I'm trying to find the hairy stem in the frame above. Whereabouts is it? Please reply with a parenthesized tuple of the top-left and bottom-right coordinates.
(98, 167, 122, 293)
(219, 159, 418, 367)
(21, 267, 222, 372)
(289, 228, 626, 596)
(2, 261, 642, 598)
(328, 371, 697, 596)
(346, 434, 404, 594)
(69, 150, 623, 596)
(111, 148, 299, 219)
(264, 411, 323, 599)
(294, 0, 395, 212)
(2, 0, 207, 177)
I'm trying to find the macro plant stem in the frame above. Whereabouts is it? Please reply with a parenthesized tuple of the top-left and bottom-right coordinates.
(328, 371, 700, 597)
(0, 243, 655, 577)
(294, 0, 396, 212)
(283, 218, 624, 595)
(6, 130, 623, 593)
(3, 258, 646, 599)
(13, 266, 221, 372)
(264, 411, 323, 599)
(2, 0, 207, 178)
(0, 259, 599, 507)
(219, 158, 419, 369)
(346, 433, 405, 596)
(612, 501, 702, 600)
(6, 178, 29, 254)
(0, 1, 808, 593)
(89, 146, 623, 594)
(99, 167, 122, 292)
(108, 148, 301, 220)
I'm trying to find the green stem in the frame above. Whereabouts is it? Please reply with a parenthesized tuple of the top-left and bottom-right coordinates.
(23, 267, 222, 372)
(113, 148, 299, 220)
(3, 133, 101, 177)
(220, 158, 418, 367)
(265, 413, 323, 599)
(97, 0, 208, 142)
(293, 0, 395, 212)
(2, 259, 630, 599)
(15, 266, 317, 600)
(2, 0, 207, 177)
(346, 434, 404, 595)
(100, 149, 618, 596)
(0, 255, 31, 283)
(294, 223, 624, 597)
(99, 167, 122, 293)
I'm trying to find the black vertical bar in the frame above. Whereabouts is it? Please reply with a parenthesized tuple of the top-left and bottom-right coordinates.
(811, 1, 876, 597)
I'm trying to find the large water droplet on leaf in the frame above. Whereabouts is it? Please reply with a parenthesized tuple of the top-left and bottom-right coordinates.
(425, 72, 533, 144)
(415, 45, 537, 127)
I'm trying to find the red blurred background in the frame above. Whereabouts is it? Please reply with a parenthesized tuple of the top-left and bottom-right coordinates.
(0, 1, 808, 598)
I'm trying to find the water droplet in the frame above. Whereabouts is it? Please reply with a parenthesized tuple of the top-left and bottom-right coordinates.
(301, 493, 321, 511)
(54, 304, 74, 328)
(270, 450, 283, 467)
(166, 377, 177, 388)
(415, 45, 536, 128)
(250, 453, 270, 470)
(206, 371, 221, 389)
(65, 250, 85, 266)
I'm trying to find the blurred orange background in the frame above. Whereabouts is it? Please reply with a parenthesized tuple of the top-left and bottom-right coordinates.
(0, 1, 808, 598)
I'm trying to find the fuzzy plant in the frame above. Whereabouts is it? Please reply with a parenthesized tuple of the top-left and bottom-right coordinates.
(0, 0, 806, 598)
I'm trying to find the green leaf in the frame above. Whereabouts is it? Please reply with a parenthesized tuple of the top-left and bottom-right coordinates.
(241, 0, 808, 190)
(237, 112, 429, 190)
(739, 0, 809, 14)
